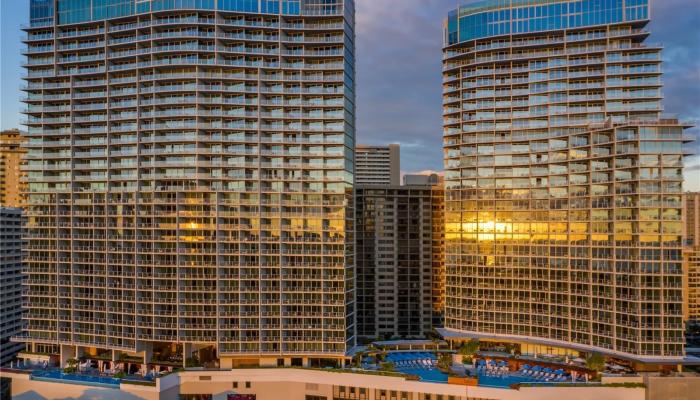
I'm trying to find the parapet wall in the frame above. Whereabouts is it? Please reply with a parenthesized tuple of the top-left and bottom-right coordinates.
(4, 368, 656, 400)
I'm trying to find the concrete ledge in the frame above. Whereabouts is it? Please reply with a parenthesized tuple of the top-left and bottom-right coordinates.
(3, 367, 655, 400)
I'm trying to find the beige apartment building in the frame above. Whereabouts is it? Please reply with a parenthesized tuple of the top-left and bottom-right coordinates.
(19, 0, 356, 369)
(0, 129, 26, 208)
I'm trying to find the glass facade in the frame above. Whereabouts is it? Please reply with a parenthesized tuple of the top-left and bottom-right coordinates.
(32, 0, 339, 26)
(447, 0, 649, 45)
(30, 0, 55, 27)
(21, 0, 355, 366)
(443, 0, 691, 359)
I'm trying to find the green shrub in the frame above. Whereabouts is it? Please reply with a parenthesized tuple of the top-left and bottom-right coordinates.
(352, 353, 363, 368)
(458, 340, 480, 357)
(437, 353, 452, 370)
(379, 362, 395, 372)
(63, 358, 78, 373)
(586, 353, 605, 372)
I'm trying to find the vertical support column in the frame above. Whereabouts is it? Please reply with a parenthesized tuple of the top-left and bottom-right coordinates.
(76, 346, 85, 359)
(140, 341, 153, 365)
(59, 344, 75, 367)
(183, 342, 192, 368)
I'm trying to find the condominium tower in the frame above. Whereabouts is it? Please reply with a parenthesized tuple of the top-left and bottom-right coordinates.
(0, 129, 27, 208)
(684, 192, 700, 323)
(685, 192, 699, 247)
(355, 175, 444, 339)
(0, 208, 24, 366)
(20, 0, 355, 368)
(355, 144, 400, 186)
(442, 0, 692, 360)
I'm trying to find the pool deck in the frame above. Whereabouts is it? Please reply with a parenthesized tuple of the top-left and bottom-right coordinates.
(378, 351, 594, 388)
(22, 368, 156, 390)
(31, 371, 121, 388)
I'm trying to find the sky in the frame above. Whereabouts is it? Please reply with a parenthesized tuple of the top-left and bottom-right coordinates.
(1, 0, 699, 189)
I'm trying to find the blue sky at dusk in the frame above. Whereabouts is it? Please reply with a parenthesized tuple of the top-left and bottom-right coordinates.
(1, 0, 698, 189)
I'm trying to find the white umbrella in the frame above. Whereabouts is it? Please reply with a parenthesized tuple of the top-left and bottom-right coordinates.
(610, 364, 625, 370)
(572, 357, 585, 363)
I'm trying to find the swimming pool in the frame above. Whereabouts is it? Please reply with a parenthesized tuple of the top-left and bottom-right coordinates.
(386, 352, 447, 383)
(397, 367, 448, 383)
(386, 352, 436, 362)
(476, 372, 542, 388)
(31, 370, 121, 388)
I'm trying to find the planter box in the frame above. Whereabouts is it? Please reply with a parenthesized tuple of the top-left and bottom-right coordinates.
(447, 376, 478, 386)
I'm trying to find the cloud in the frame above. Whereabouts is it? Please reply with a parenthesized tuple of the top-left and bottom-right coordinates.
(650, 0, 700, 166)
(402, 169, 445, 176)
(354, 0, 700, 174)
(355, 0, 448, 172)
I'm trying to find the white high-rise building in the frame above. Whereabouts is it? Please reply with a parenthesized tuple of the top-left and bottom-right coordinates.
(355, 144, 400, 186)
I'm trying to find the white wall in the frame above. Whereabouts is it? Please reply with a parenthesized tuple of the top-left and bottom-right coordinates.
(6, 368, 651, 400)
(9, 372, 159, 400)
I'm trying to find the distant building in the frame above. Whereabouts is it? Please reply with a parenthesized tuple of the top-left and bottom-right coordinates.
(355, 176, 444, 339)
(684, 193, 700, 324)
(403, 173, 440, 186)
(356, 144, 400, 186)
(0, 129, 26, 208)
(686, 192, 700, 247)
(0, 207, 24, 366)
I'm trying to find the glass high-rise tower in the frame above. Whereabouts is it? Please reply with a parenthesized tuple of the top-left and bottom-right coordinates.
(442, 0, 692, 360)
(20, 0, 355, 368)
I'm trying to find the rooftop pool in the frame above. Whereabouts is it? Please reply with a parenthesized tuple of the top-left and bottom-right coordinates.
(476, 372, 543, 388)
(31, 370, 121, 388)
(386, 352, 448, 383)
(475, 361, 582, 389)
(399, 367, 448, 383)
